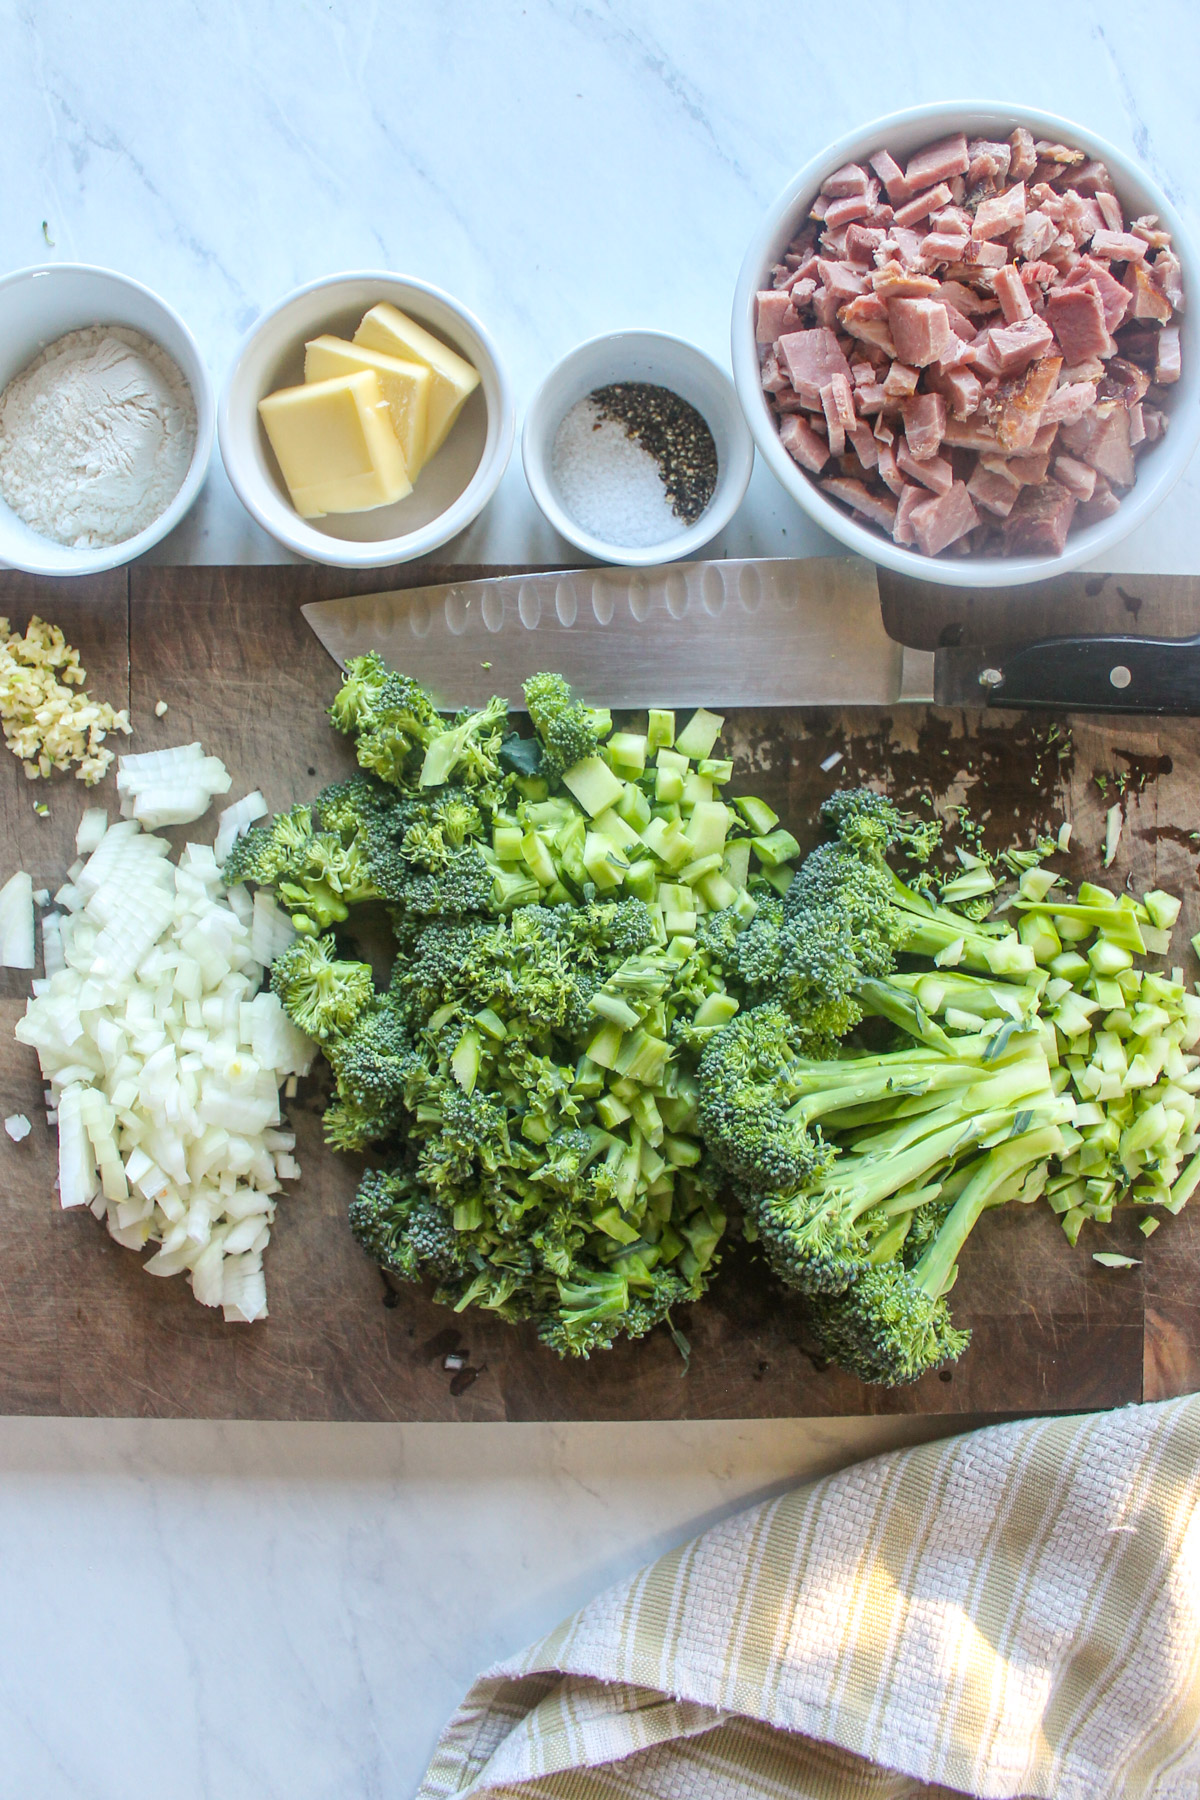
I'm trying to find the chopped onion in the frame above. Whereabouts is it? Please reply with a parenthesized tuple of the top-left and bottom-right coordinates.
(4, 1113, 31, 1142)
(75, 807, 109, 856)
(0, 870, 34, 968)
(214, 791, 268, 865)
(251, 889, 297, 966)
(14, 801, 315, 1320)
(116, 744, 232, 828)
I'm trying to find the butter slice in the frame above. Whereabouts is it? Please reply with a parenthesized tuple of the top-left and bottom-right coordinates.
(304, 336, 432, 478)
(258, 370, 412, 518)
(353, 303, 480, 461)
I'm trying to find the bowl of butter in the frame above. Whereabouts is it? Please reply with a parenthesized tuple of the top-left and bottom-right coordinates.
(218, 272, 514, 567)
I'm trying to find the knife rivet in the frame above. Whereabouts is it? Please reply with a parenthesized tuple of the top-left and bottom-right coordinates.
(1110, 664, 1132, 689)
(979, 667, 1004, 689)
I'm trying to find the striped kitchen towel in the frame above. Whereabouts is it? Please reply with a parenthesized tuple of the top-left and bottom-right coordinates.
(418, 1398, 1200, 1800)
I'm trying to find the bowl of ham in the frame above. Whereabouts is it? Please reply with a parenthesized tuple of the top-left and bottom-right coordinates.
(732, 102, 1196, 585)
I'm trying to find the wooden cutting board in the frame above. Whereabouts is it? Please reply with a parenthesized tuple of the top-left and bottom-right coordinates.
(0, 563, 1197, 1421)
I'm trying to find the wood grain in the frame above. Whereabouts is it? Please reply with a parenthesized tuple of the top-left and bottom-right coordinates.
(0, 563, 1196, 1419)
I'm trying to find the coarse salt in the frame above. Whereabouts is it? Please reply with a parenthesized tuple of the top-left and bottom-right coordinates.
(551, 397, 680, 548)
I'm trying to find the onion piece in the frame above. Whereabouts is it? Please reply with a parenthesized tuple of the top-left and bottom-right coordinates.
(75, 808, 109, 856)
(215, 792, 268, 866)
(0, 870, 34, 968)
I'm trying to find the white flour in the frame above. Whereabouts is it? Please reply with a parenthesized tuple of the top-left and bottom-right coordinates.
(0, 325, 197, 547)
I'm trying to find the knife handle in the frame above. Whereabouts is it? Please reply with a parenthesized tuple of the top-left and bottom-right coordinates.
(984, 634, 1200, 715)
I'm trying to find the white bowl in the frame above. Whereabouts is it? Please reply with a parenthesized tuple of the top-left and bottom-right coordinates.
(732, 101, 1200, 587)
(522, 330, 754, 566)
(0, 263, 214, 577)
(219, 272, 514, 569)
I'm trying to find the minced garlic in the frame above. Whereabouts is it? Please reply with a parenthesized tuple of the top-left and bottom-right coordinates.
(0, 615, 130, 784)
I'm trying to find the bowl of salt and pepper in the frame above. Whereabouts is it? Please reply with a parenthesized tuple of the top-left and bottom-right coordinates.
(522, 330, 754, 566)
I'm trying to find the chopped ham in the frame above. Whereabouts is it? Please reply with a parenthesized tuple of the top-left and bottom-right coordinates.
(901, 391, 947, 459)
(777, 327, 854, 406)
(942, 414, 1003, 451)
(1126, 263, 1173, 324)
(1076, 162, 1117, 200)
(888, 298, 953, 366)
(1095, 190, 1125, 233)
(988, 316, 1056, 376)
(1141, 406, 1167, 443)
(968, 139, 1013, 187)
(919, 232, 972, 266)
(876, 442, 904, 494)
(1083, 407, 1135, 487)
(893, 182, 953, 229)
(847, 423, 880, 469)
(755, 290, 795, 344)
(1058, 411, 1101, 456)
(936, 278, 994, 317)
(967, 463, 1021, 518)
(870, 148, 909, 200)
(1008, 128, 1037, 181)
(870, 263, 942, 300)
(839, 294, 898, 357)
(1060, 190, 1106, 246)
(779, 413, 831, 473)
(930, 364, 983, 419)
(819, 384, 847, 456)
(993, 264, 1034, 323)
(825, 373, 857, 429)
(850, 359, 876, 386)
(820, 476, 898, 531)
(1128, 402, 1146, 447)
(1041, 381, 1098, 425)
(816, 258, 867, 304)
(909, 480, 979, 555)
(1077, 480, 1122, 525)
(893, 482, 925, 544)
(821, 163, 870, 197)
(825, 193, 873, 231)
(883, 360, 920, 399)
(1152, 249, 1185, 313)
(905, 133, 970, 190)
(1062, 257, 1131, 331)
(897, 441, 953, 493)
(845, 223, 886, 266)
(1091, 230, 1148, 263)
(1012, 211, 1058, 260)
(1052, 455, 1097, 500)
(1045, 283, 1113, 363)
(853, 382, 887, 414)
(993, 355, 1062, 451)
(1002, 479, 1077, 554)
(1157, 326, 1181, 384)
(973, 182, 1026, 240)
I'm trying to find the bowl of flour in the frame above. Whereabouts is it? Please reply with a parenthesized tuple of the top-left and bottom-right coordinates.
(0, 265, 213, 576)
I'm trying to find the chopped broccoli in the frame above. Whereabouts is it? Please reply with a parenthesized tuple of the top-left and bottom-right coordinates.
(523, 672, 611, 779)
(269, 933, 376, 1043)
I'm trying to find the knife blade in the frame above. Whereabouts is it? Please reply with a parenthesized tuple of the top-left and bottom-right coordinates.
(301, 557, 938, 710)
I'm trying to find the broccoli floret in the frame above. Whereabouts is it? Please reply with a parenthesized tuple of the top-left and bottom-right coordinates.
(328, 652, 391, 736)
(697, 1005, 835, 1202)
(349, 1165, 466, 1282)
(331, 666, 443, 786)
(222, 799, 379, 929)
(536, 1267, 693, 1358)
(315, 771, 397, 836)
(419, 693, 510, 791)
(375, 843, 498, 916)
(270, 933, 376, 1043)
(324, 1005, 421, 1148)
(523, 672, 608, 778)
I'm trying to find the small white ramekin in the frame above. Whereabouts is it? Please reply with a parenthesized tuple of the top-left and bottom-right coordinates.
(219, 272, 514, 569)
(0, 263, 214, 577)
(522, 330, 754, 567)
(732, 101, 1200, 588)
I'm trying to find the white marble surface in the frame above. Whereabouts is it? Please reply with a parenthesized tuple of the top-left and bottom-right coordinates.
(2, 0, 1197, 573)
(0, 5, 1195, 1795)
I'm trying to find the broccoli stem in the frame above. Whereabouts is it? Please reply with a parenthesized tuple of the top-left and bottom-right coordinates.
(909, 1124, 1065, 1301)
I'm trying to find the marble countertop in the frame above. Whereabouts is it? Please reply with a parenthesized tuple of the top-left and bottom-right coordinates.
(2, 3, 1197, 1794)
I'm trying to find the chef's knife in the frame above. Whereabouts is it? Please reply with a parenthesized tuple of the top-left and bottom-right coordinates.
(301, 558, 1200, 714)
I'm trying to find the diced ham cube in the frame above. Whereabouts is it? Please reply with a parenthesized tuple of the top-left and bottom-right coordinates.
(919, 232, 971, 266)
(850, 359, 876, 386)
(993, 264, 1034, 323)
(1128, 402, 1146, 447)
(840, 294, 897, 357)
(965, 240, 1009, 268)
(779, 413, 831, 473)
(1053, 455, 1097, 500)
(1126, 264, 1173, 324)
(1156, 326, 1181, 384)
(1058, 411, 1101, 456)
(908, 480, 979, 555)
(1013, 211, 1058, 260)
(821, 162, 870, 197)
(1075, 162, 1117, 199)
(872, 413, 895, 445)
(967, 463, 1021, 518)
(892, 482, 925, 544)
(988, 315, 1056, 375)
(936, 279, 993, 317)
(888, 297, 953, 366)
(816, 259, 866, 304)
(1095, 190, 1125, 233)
(845, 223, 886, 266)
(825, 193, 873, 230)
(820, 476, 898, 531)
(1002, 479, 1077, 554)
(994, 354, 1062, 451)
(1082, 407, 1135, 487)
(897, 442, 953, 494)
(760, 350, 788, 395)
(825, 373, 857, 428)
(901, 391, 947, 459)
(882, 360, 920, 399)
(905, 133, 970, 190)
(777, 327, 854, 407)
(893, 183, 953, 229)
(870, 263, 942, 300)
(1131, 212, 1172, 248)
(1077, 479, 1123, 525)
(974, 182, 1027, 241)
(1062, 257, 1131, 332)
(1009, 128, 1037, 181)
(931, 364, 983, 418)
(847, 423, 880, 469)
(1142, 406, 1167, 442)
(1152, 250, 1185, 313)
(853, 382, 887, 414)
(1041, 381, 1098, 425)
(876, 442, 905, 495)
(869, 149, 909, 199)
(813, 288, 842, 328)
(1091, 230, 1148, 263)
(819, 383, 847, 456)
(931, 205, 973, 235)
(943, 414, 1003, 452)
(1045, 283, 1113, 364)
(1060, 190, 1106, 247)
(968, 139, 1013, 186)
(755, 290, 795, 344)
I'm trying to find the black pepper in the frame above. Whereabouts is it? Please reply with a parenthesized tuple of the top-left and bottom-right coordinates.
(588, 382, 718, 525)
